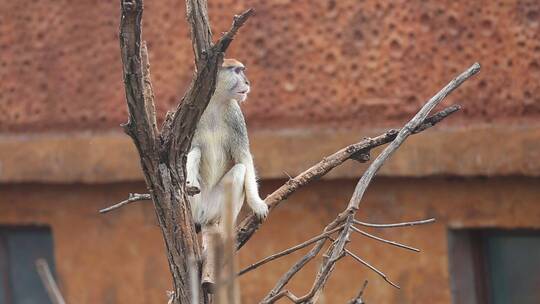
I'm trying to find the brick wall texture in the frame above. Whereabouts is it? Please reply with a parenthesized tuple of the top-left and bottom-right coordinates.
(1, 0, 539, 132)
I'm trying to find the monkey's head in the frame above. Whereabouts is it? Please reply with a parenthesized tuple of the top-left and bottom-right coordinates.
(216, 58, 250, 103)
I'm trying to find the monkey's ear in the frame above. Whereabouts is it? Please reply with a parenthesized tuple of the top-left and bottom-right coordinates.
(186, 185, 201, 196)
(233, 67, 245, 74)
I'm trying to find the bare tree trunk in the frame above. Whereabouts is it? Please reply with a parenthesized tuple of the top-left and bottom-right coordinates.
(117, 0, 253, 303)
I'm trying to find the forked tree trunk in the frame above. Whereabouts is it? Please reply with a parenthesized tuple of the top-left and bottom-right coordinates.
(118, 0, 253, 303)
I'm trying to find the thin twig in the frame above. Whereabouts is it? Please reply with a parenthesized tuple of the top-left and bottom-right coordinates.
(261, 239, 327, 303)
(345, 249, 400, 289)
(238, 225, 344, 276)
(267, 290, 301, 303)
(354, 218, 435, 228)
(350, 226, 420, 252)
(214, 8, 255, 52)
(412, 104, 461, 133)
(348, 280, 368, 304)
(99, 193, 151, 214)
(262, 224, 351, 304)
(35, 259, 66, 304)
(305, 223, 353, 304)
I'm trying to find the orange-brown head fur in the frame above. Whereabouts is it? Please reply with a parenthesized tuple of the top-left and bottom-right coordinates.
(222, 58, 244, 69)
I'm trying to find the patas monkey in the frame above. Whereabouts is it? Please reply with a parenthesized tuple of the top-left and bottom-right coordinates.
(186, 58, 268, 229)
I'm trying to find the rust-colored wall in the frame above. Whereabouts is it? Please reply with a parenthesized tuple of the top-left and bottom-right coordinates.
(2, 1, 540, 303)
(1, 178, 538, 303)
(1, 0, 540, 132)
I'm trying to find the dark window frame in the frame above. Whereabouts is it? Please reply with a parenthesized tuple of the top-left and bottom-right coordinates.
(0, 226, 55, 304)
(0, 232, 13, 304)
(448, 229, 540, 304)
(448, 230, 491, 303)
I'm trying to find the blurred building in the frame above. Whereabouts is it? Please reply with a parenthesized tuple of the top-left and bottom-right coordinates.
(1, 0, 539, 303)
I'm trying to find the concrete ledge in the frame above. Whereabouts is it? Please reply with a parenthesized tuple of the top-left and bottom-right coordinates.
(1, 125, 539, 183)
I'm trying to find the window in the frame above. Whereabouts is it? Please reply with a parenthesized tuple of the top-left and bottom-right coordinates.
(448, 229, 540, 304)
(0, 227, 56, 304)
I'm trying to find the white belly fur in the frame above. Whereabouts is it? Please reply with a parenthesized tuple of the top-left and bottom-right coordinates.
(198, 130, 232, 190)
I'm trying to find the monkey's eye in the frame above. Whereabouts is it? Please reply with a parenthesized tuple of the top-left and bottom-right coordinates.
(234, 67, 244, 74)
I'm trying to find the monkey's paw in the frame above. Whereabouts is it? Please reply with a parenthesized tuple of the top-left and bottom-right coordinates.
(250, 199, 269, 220)
(186, 186, 200, 196)
(186, 180, 201, 196)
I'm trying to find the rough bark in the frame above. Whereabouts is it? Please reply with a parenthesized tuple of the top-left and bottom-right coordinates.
(117, 0, 252, 303)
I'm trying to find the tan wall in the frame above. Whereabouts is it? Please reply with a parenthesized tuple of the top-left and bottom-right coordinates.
(2, 125, 540, 184)
(1, 177, 538, 303)
(1, 0, 539, 132)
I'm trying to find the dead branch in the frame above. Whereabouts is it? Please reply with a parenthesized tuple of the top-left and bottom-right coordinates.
(99, 189, 201, 214)
(236, 104, 461, 250)
(346, 249, 400, 289)
(354, 218, 435, 228)
(348, 64, 479, 211)
(348, 281, 368, 304)
(99, 106, 459, 216)
(35, 259, 66, 304)
(262, 226, 349, 304)
(214, 9, 256, 53)
(262, 239, 327, 302)
(238, 225, 344, 276)
(99, 193, 151, 214)
(119, 0, 157, 152)
(258, 63, 480, 303)
(350, 226, 419, 252)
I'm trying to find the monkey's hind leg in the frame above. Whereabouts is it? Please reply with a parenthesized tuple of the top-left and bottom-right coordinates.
(207, 164, 246, 231)
(201, 164, 246, 291)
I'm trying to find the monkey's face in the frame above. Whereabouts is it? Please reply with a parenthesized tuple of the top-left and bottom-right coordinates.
(217, 61, 250, 103)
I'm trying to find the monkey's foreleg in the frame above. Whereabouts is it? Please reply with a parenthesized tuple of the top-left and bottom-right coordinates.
(241, 156, 269, 219)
